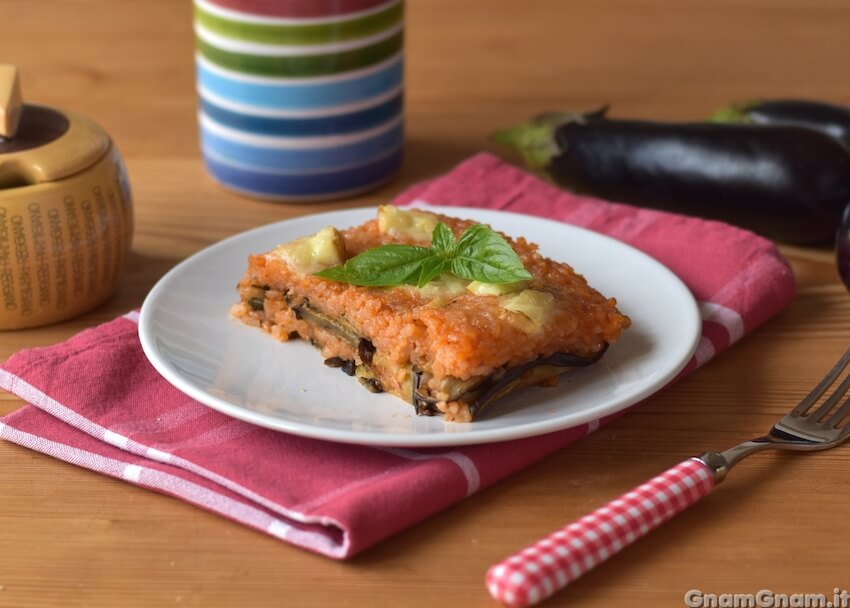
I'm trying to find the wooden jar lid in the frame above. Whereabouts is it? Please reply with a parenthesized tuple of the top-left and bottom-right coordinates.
(0, 65, 110, 189)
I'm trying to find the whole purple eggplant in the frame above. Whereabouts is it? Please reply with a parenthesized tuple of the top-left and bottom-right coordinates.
(493, 110, 850, 245)
(712, 99, 850, 150)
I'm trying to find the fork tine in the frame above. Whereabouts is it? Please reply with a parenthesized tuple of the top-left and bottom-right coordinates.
(827, 394, 850, 429)
(791, 348, 850, 417)
(808, 371, 850, 421)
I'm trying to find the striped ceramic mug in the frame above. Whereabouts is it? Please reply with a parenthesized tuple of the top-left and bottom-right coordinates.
(193, 0, 404, 201)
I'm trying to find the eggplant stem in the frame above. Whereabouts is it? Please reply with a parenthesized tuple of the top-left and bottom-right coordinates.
(491, 107, 609, 170)
(709, 100, 760, 124)
(490, 121, 560, 171)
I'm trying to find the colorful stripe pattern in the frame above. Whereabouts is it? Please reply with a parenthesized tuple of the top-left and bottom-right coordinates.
(194, 0, 404, 200)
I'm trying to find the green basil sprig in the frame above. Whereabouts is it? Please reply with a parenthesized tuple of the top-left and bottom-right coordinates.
(315, 223, 533, 287)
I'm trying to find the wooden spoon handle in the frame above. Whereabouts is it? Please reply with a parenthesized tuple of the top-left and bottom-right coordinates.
(0, 65, 23, 139)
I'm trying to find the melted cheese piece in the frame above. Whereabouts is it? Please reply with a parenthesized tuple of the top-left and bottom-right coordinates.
(499, 289, 556, 332)
(418, 275, 469, 299)
(466, 280, 529, 296)
(272, 226, 346, 274)
(377, 205, 439, 242)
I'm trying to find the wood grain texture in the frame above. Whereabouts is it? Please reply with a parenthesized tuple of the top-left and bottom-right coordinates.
(2, 1, 850, 606)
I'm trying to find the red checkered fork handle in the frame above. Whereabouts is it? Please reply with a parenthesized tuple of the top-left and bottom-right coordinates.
(486, 458, 716, 606)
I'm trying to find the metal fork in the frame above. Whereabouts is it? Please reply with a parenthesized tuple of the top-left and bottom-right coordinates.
(486, 348, 850, 607)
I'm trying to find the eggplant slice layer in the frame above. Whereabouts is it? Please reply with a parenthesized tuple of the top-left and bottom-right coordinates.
(412, 347, 606, 419)
(247, 287, 608, 420)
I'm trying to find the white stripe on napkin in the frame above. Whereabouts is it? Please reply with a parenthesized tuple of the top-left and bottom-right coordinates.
(0, 368, 350, 556)
(380, 448, 482, 496)
(0, 414, 347, 558)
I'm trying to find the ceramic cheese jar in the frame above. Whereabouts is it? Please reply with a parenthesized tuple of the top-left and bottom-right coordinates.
(0, 66, 133, 330)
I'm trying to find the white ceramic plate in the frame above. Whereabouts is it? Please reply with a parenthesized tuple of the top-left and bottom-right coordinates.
(139, 206, 700, 447)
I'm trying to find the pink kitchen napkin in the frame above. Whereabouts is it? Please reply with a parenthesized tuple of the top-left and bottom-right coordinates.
(0, 153, 795, 559)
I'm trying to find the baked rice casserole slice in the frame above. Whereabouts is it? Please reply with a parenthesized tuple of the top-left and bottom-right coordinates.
(232, 206, 630, 422)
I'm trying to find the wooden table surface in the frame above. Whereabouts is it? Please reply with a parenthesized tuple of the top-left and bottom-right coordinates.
(3, 1, 850, 606)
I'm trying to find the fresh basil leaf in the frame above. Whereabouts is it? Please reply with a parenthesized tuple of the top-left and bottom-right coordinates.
(450, 257, 532, 284)
(451, 224, 533, 283)
(416, 256, 449, 288)
(312, 266, 352, 283)
(455, 223, 500, 256)
(314, 221, 533, 287)
(315, 245, 433, 286)
(431, 222, 456, 256)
